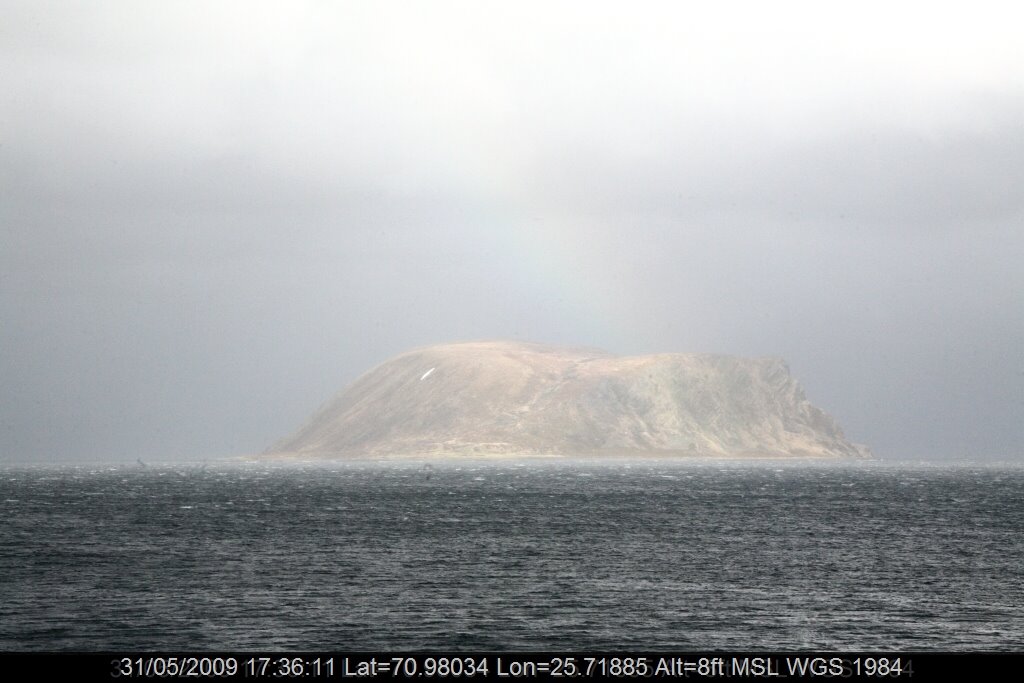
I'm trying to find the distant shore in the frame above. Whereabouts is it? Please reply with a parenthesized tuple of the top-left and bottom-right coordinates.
(256, 449, 869, 463)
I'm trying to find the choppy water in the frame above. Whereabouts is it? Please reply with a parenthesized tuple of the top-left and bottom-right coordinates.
(1, 459, 1022, 651)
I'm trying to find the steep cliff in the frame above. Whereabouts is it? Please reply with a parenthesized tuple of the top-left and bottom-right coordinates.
(270, 340, 871, 458)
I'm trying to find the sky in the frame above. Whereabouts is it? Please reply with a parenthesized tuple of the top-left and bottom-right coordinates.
(1, 0, 1021, 463)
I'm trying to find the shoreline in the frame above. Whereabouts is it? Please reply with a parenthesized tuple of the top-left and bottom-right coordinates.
(252, 449, 873, 464)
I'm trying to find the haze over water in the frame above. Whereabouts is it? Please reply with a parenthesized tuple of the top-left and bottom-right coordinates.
(3, 2, 1022, 466)
(3, 3, 1021, 659)
(2, 459, 1021, 650)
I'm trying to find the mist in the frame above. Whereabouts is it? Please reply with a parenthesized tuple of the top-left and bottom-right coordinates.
(2, 1, 1021, 463)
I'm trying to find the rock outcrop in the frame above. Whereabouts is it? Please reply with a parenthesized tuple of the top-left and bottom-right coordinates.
(269, 340, 871, 459)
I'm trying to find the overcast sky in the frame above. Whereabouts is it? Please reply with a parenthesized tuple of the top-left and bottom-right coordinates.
(2, 1, 1021, 463)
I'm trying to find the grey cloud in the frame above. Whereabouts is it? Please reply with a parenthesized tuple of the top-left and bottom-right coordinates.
(1, 2, 1021, 463)
(519, 94, 1024, 229)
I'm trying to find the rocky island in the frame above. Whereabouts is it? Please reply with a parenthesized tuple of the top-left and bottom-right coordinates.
(269, 340, 871, 459)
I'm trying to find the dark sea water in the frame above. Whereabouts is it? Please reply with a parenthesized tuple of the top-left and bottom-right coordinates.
(1, 459, 1022, 651)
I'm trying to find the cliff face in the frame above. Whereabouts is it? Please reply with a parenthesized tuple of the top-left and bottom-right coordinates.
(270, 340, 871, 459)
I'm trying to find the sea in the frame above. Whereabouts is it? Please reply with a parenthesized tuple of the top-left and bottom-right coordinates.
(1, 459, 1021, 651)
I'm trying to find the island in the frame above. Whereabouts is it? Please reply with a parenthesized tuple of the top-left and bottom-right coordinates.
(267, 340, 871, 459)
